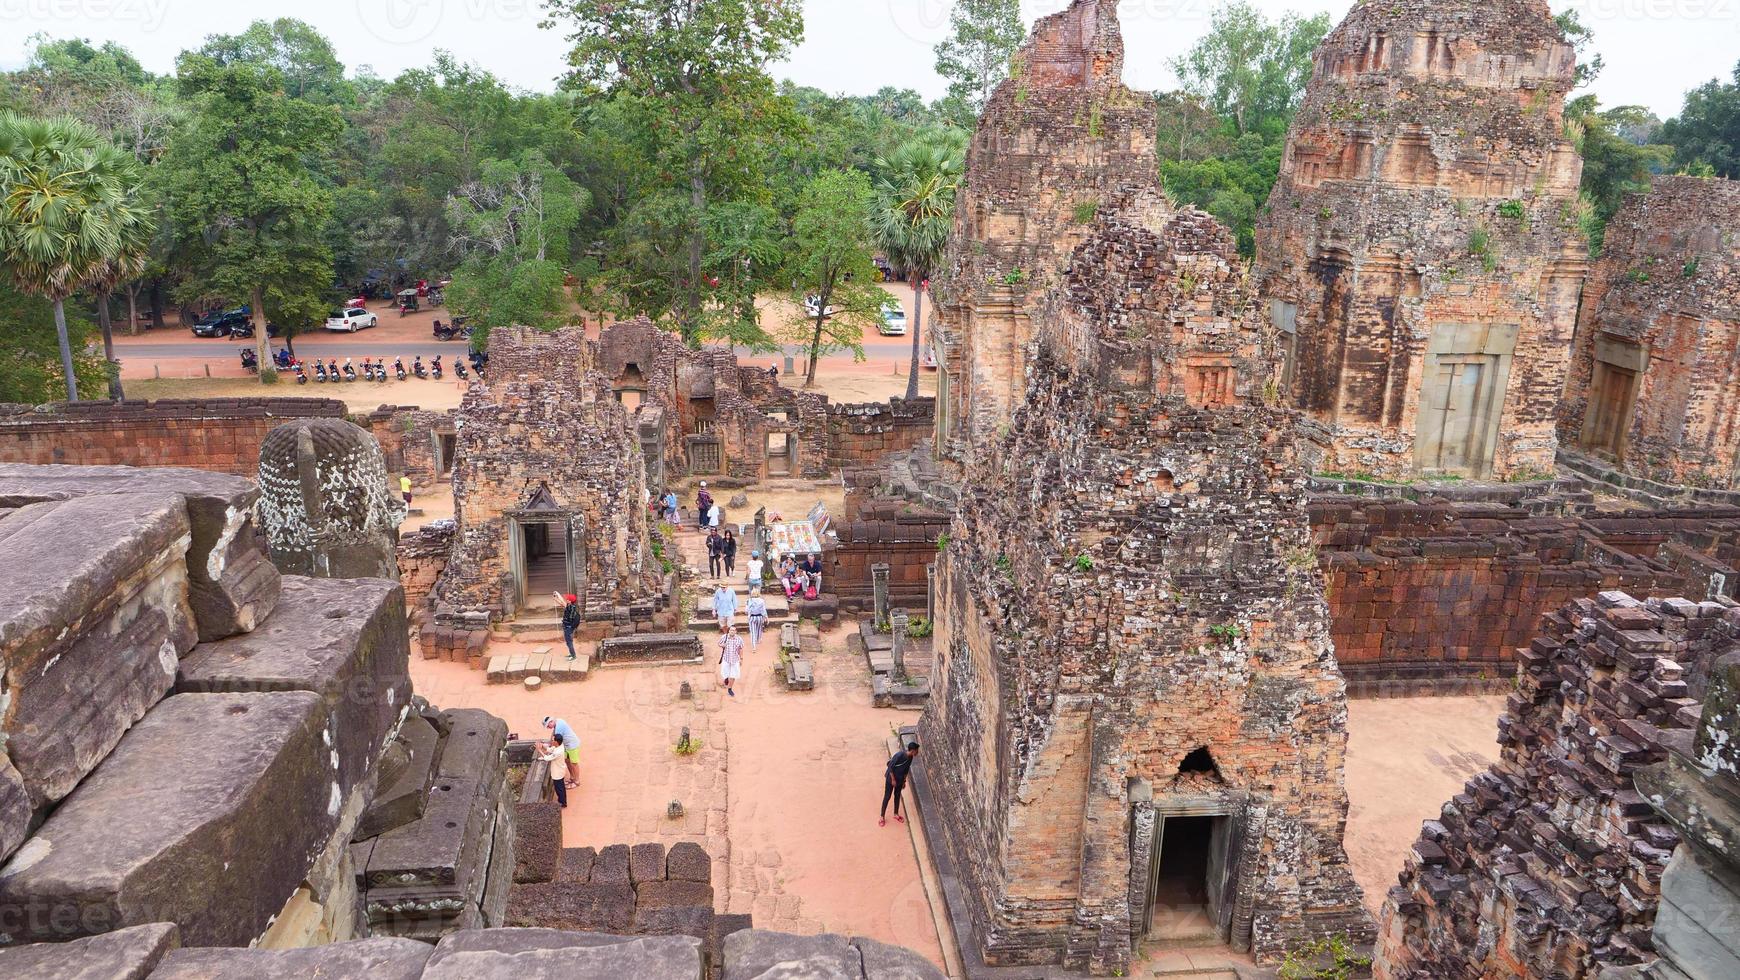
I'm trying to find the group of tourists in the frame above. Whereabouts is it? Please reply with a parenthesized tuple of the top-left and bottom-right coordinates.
(538, 715, 582, 808)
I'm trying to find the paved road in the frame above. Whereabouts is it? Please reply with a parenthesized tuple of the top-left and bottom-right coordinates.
(123, 334, 924, 365)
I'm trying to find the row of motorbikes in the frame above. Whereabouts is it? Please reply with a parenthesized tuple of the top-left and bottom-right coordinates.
(242, 348, 488, 383)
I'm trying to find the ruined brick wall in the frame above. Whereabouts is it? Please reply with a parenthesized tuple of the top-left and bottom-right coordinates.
(435, 326, 658, 622)
(922, 196, 1370, 972)
(1255, 0, 1587, 481)
(831, 517, 945, 612)
(398, 522, 453, 609)
(824, 398, 935, 470)
(1559, 176, 1740, 487)
(1310, 498, 1740, 693)
(0, 398, 347, 476)
(1376, 592, 1733, 978)
(931, 0, 1157, 467)
(359, 406, 458, 486)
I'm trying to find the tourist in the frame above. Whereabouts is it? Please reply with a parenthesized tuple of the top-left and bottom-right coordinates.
(710, 583, 738, 632)
(538, 738, 569, 807)
(745, 591, 768, 649)
(880, 741, 920, 827)
(707, 500, 722, 530)
(663, 489, 679, 524)
(695, 482, 713, 529)
(718, 624, 744, 697)
(746, 550, 765, 592)
(800, 553, 823, 597)
(400, 474, 413, 506)
(722, 528, 738, 576)
(553, 590, 581, 661)
(706, 528, 724, 578)
(779, 555, 799, 598)
(542, 716, 580, 789)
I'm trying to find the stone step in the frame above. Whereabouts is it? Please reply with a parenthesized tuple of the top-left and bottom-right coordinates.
(485, 652, 588, 684)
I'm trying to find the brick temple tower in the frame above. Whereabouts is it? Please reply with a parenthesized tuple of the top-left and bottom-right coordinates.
(1255, 0, 1587, 480)
(920, 190, 1372, 974)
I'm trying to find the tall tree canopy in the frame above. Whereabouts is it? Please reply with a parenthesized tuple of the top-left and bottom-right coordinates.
(933, 0, 1026, 119)
(872, 132, 965, 399)
(1662, 62, 1740, 178)
(784, 168, 878, 388)
(1171, 1, 1329, 138)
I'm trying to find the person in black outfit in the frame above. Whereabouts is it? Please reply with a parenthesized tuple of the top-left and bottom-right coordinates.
(706, 529, 724, 578)
(880, 741, 919, 826)
(722, 528, 738, 576)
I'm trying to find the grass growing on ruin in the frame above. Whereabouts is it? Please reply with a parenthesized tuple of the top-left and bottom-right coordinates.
(1277, 935, 1372, 980)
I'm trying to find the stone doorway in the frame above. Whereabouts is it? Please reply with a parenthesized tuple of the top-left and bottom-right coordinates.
(506, 500, 584, 615)
(1580, 335, 1645, 459)
(433, 432, 457, 477)
(1414, 323, 1517, 477)
(1146, 811, 1236, 945)
(766, 432, 794, 477)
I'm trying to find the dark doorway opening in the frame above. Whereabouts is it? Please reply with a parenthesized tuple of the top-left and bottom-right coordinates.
(436, 433, 457, 476)
(1149, 815, 1226, 943)
(522, 523, 568, 609)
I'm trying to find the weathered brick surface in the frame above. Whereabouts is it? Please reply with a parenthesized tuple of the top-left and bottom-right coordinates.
(1376, 593, 1733, 977)
(1559, 176, 1740, 488)
(1255, 0, 1587, 480)
(931, 0, 1158, 469)
(922, 159, 1370, 971)
(0, 398, 346, 475)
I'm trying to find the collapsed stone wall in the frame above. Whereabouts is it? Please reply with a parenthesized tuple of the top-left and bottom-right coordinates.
(1376, 592, 1733, 977)
(931, 0, 1158, 467)
(823, 398, 934, 471)
(830, 516, 945, 613)
(1559, 176, 1740, 488)
(921, 191, 1370, 973)
(0, 462, 514, 950)
(1255, 0, 1587, 481)
(0, 398, 347, 476)
(434, 325, 660, 624)
(359, 405, 459, 487)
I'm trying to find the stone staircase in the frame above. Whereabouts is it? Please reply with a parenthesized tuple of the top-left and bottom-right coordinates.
(685, 579, 798, 632)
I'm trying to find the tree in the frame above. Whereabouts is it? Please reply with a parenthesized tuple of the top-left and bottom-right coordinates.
(542, 0, 804, 343)
(445, 152, 588, 346)
(701, 201, 784, 350)
(1172, 2, 1330, 138)
(197, 19, 352, 105)
(1554, 10, 1605, 90)
(0, 113, 143, 400)
(933, 0, 1026, 117)
(872, 133, 964, 399)
(84, 182, 153, 398)
(0, 281, 106, 403)
(1662, 62, 1740, 179)
(784, 169, 879, 388)
(10, 35, 179, 160)
(161, 55, 341, 381)
(1565, 95, 1672, 252)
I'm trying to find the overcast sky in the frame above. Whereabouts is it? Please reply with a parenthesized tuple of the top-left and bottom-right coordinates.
(2, 0, 1734, 120)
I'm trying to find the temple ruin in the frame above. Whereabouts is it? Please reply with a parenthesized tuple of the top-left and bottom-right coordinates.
(1255, 0, 1588, 480)
(930, 0, 1158, 467)
(1559, 176, 1740, 494)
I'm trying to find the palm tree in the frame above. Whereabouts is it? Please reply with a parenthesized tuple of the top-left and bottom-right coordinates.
(871, 133, 966, 401)
(0, 113, 144, 401)
(85, 186, 153, 400)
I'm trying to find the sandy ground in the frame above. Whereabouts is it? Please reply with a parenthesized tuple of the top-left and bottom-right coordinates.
(1343, 695, 1505, 914)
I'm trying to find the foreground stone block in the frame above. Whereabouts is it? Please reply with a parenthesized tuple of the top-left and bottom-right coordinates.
(355, 707, 441, 841)
(150, 937, 431, 980)
(723, 930, 944, 980)
(0, 922, 177, 979)
(505, 881, 635, 934)
(0, 462, 280, 641)
(423, 926, 702, 980)
(0, 492, 198, 819)
(514, 802, 562, 884)
(177, 576, 409, 794)
(0, 692, 340, 946)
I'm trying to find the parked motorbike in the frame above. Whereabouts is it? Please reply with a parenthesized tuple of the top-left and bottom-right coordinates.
(413, 356, 428, 380)
(394, 358, 407, 382)
(313, 361, 328, 383)
(431, 356, 443, 381)
(343, 360, 357, 382)
(454, 359, 469, 381)
(293, 362, 308, 385)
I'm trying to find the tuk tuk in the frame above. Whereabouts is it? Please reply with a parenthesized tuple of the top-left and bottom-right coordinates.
(397, 289, 420, 316)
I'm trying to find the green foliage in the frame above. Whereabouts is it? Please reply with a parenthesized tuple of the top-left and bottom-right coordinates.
(444, 152, 587, 345)
(1565, 95, 1672, 253)
(933, 0, 1026, 117)
(0, 281, 106, 402)
(994, 554, 1012, 574)
(1071, 554, 1094, 573)
(1171, 2, 1330, 138)
(1497, 200, 1526, 222)
(1683, 257, 1701, 278)
(906, 616, 934, 639)
(1277, 935, 1372, 980)
(1467, 228, 1497, 273)
(784, 168, 878, 385)
(1071, 199, 1099, 225)
(871, 132, 964, 398)
(1207, 623, 1244, 642)
(1661, 61, 1740, 178)
(935, 532, 950, 552)
(1001, 268, 1026, 286)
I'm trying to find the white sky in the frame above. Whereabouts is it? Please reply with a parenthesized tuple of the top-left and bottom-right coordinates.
(0, 0, 1733, 120)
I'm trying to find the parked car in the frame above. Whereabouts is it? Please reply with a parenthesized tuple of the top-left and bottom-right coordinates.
(802, 294, 837, 319)
(190, 310, 250, 338)
(325, 307, 380, 332)
(878, 299, 907, 336)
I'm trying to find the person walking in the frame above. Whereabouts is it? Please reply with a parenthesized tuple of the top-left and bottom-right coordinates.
(400, 474, 413, 507)
(880, 741, 920, 827)
(542, 716, 581, 789)
(745, 592, 768, 650)
(707, 500, 723, 530)
(553, 591, 581, 661)
(718, 624, 744, 697)
(663, 489, 679, 524)
(745, 550, 765, 592)
(695, 482, 713, 529)
(538, 738, 569, 807)
(722, 529, 738, 577)
(710, 583, 738, 633)
(705, 529, 724, 578)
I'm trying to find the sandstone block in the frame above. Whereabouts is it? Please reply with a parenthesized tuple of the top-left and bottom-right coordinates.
(665, 841, 711, 884)
(150, 937, 431, 980)
(723, 930, 945, 980)
(0, 921, 177, 979)
(513, 802, 563, 884)
(629, 841, 666, 883)
(590, 843, 630, 884)
(177, 576, 409, 797)
(423, 928, 703, 980)
(354, 709, 441, 841)
(0, 463, 281, 642)
(558, 846, 595, 883)
(0, 692, 340, 946)
(635, 877, 713, 910)
(0, 493, 198, 817)
(504, 881, 635, 934)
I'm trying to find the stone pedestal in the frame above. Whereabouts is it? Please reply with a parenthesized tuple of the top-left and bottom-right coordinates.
(871, 563, 890, 625)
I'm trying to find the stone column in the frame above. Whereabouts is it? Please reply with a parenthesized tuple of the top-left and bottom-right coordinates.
(925, 562, 936, 621)
(872, 563, 891, 624)
(890, 609, 909, 678)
